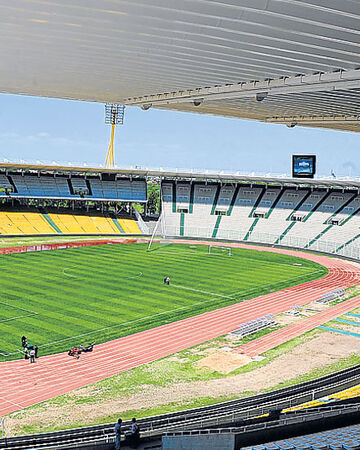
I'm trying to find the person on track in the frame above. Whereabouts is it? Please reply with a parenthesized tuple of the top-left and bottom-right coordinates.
(34, 345, 39, 359)
(114, 417, 122, 450)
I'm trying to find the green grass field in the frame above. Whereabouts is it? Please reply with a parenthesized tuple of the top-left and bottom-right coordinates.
(0, 243, 327, 360)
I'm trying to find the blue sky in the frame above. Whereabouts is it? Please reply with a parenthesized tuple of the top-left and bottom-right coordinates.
(0, 93, 359, 177)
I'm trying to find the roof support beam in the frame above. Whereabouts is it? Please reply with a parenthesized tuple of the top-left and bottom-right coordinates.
(124, 69, 360, 107)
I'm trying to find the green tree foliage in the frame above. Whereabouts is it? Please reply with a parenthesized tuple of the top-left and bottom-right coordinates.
(147, 181, 160, 214)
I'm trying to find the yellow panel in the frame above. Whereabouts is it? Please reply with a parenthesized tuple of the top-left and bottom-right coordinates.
(119, 218, 141, 234)
(0, 210, 142, 236)
(49, 213, 84, 233)
(73, 215, 98, 233)
(90, 216, 120, 233)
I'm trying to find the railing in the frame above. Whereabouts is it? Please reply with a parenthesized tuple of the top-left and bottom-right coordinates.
(163, 225, 360, 261)
(2, 365, 360, 448)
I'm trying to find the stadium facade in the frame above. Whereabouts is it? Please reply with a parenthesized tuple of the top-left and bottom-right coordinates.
(2, 162, 360, 261)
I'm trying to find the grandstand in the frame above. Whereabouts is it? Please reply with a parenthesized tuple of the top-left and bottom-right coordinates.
(160, 177, 360, 259)
(0, 172, 146, 202)
(0, 164, 146, 235)
(3, 163, 360, 252)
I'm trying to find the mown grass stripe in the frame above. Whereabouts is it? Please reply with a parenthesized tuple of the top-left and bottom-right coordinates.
(0, 243, 326, 359)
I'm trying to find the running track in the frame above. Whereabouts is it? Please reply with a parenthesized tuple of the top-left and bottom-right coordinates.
(0, 239, 360, 417)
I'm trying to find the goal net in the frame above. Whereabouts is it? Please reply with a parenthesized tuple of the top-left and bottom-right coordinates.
(208, 245, 232, 256)
(147, 211, 173, 251)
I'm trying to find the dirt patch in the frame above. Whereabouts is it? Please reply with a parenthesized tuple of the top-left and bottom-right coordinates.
(5, 332, 360, 436)
(197, 351, 252, 374)
(275, 314, 302, 326)
(303, 301, 329, 312)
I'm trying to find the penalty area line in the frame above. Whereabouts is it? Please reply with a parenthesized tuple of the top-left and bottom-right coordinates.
(63, 268, 77, 278)
(171, 283, 236, 300)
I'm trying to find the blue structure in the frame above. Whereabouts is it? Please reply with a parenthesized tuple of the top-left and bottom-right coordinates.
(0, 173, 147, 202)
(242, 423, 360, 449)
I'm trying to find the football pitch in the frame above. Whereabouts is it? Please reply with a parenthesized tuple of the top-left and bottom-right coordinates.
(0, 243, 327, 360)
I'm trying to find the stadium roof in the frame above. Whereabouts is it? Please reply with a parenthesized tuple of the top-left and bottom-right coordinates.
(2, 1, 360, 132)
(2, 162, 360, 190)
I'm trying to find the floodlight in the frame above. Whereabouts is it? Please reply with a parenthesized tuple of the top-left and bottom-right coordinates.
(254, 92, 268, 102)
(104, 104, 125, 168)
(105, 104, 125, 125)
(193, 98, 203, 106)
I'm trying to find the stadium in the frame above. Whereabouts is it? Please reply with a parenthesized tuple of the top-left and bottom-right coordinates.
(1, 1, 360, 449)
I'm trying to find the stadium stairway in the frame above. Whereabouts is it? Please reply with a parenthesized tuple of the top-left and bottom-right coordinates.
(112, 217, 125, 233)
(41, 212, 62, 233)
(337, 233, 360, 253)
(227, 185, 240, 216)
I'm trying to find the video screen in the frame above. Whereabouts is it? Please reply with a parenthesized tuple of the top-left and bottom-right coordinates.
(292, 155, 316, 178)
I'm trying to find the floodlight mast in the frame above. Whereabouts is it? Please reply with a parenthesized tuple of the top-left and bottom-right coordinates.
(104, 104, 125, 168)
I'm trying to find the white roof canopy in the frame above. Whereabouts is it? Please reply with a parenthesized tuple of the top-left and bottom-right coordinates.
(2, 1, 360, 131)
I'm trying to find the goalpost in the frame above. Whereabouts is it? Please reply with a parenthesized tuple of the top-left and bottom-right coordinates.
(208, 245, 232, 256)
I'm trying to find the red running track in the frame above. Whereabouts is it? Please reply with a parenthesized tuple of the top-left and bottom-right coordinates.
(0, 240, 360, 417)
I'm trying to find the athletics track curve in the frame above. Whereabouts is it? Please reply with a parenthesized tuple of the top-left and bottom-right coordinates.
(0, 239, 360, 417)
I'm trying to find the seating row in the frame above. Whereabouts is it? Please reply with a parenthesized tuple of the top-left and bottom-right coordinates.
(231, 314, 275, 337)
(0, 174, 147, 201)
(161, 181, 360, 257)
(244, 423, 360, 449)
(0, 210, 141, 235)
(316, 289, 345, 304)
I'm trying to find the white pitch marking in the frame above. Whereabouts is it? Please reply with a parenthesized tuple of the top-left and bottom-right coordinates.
(171, 283, 235, 300)
(63, 267, 77, 278)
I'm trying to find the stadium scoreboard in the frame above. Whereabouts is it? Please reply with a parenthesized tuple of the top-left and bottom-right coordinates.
(292, 155, 316, 179)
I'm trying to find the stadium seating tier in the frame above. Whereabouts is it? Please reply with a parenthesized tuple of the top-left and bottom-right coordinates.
(161, 181, 360, 258)
(0, 210, 141, 235)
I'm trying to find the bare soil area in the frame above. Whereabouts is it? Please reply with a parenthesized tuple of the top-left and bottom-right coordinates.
(275, 314, 303, 326)
(6, 332, 360, 436)
(197, 351, 252, 374)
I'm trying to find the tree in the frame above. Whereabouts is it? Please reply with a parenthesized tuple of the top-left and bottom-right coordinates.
(147, 182, 160, 214)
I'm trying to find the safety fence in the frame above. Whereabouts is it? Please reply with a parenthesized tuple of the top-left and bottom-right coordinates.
(162, 226, 360, 261)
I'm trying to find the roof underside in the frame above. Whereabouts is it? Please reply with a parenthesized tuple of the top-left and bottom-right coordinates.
(1, 162, 360, 189)
(2, 1, 360, 131)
